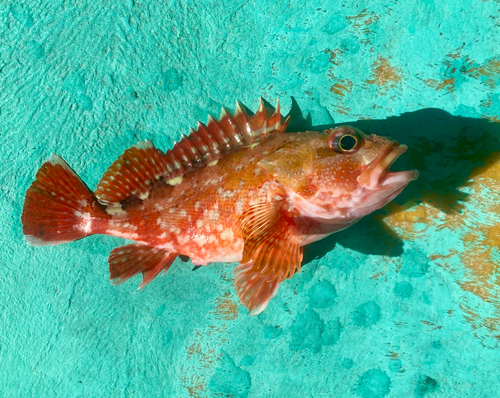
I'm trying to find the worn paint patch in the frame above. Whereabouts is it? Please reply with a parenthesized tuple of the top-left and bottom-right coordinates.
(366, 56, 402, 91)
(212, 292, 238, 320)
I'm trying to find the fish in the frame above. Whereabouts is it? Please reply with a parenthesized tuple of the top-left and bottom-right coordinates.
(21, 99, 418, 315)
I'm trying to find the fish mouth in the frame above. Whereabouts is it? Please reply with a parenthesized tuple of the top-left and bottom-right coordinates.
(357, 143, 419, 190)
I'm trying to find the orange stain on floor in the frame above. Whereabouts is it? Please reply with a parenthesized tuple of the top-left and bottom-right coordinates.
(330, 80, 353, 98)
(366, 56, 402, 90)
(212, 292, 239, 320)
(345, 8, 381, 43)
(424, 77, 455, 92)
(465, 57, 500, 80)
(326, 49, 353, 116)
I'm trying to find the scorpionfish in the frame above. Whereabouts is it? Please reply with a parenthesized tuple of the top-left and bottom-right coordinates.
(22, 99, 418, 315)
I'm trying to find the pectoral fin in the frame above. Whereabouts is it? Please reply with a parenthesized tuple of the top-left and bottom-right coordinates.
(236, 203, 303, 315)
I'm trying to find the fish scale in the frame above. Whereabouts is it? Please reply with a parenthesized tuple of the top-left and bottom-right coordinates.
(21, 99, 418, 315)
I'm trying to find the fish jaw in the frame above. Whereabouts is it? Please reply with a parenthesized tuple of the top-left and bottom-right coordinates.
(357, 143, 419, 190)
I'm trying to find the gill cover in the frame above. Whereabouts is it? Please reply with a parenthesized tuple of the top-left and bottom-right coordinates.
(257, 143, 317, 197)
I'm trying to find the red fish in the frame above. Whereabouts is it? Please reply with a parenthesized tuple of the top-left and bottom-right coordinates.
(21, 99, 418, 315)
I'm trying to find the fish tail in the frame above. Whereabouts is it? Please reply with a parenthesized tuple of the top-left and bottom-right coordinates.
(21, 154, 106, 246)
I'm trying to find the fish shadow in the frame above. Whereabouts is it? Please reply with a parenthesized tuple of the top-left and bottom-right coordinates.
(279, 98, 500, 265)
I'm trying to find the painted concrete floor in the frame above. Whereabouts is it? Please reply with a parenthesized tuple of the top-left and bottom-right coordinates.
(2, 1, 500, 397)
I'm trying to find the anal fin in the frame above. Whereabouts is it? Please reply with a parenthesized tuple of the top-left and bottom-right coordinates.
(109, 244, 177, 289)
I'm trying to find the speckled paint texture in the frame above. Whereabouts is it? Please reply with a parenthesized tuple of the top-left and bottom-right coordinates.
(2, 1, 500, 397)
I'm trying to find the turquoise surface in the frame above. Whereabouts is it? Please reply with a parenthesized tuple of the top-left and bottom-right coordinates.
(2, 1, 500, 397)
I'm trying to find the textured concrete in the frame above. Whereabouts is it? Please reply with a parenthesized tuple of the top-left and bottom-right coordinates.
(2, 1, 500, 397)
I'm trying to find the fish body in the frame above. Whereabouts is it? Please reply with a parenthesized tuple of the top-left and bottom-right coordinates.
(22, 99, 418, 314)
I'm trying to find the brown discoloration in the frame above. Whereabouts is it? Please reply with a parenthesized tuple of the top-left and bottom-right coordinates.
(429, 253, 455, 261)
(484, 115, 500, 123)
(421, 320, 443, 330)
(330, 80, 353, 98)
(182, 373, 205, 398)
(459, 227, 500, 303)
(346, 8, 380, 25)
(326, 49, 352, 115)
(325, 48, 344, 66)
(435, 77, 455, 92)
(376, 200, 441, 239)
(429, 53, 500, 97)
(366, 56, 402, 91)
(346, 9, 381, 43)
(212, 291, 238, 320)
(466, 57, 500, 79)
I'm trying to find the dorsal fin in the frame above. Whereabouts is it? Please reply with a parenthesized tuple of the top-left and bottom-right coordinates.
(94, 140, 170, 206)
(95, 98, 289, 206)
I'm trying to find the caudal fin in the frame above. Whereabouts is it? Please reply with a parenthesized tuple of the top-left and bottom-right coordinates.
(21, 154, 103, 246)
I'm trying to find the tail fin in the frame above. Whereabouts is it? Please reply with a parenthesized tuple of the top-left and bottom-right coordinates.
(21, 154, 103, 246)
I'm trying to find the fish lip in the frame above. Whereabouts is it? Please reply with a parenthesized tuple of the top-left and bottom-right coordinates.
(380, 145, 419, 186)
(358, 143, 418, 189)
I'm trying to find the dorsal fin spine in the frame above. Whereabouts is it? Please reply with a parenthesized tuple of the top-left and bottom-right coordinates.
(219, 107, 244, 146)
(267, 99, 282, 133)
(165, 150, 184, 172)
(249, 98, 268, 137)
(178, 134, 202, 166)
(234, 101, 254, 142)
(207, 115, 231, 151)
(171, 144, 192, 169)
(188, 128, 210, 160)
(194, 124, 212, 155)
(196, 122, 220, 158)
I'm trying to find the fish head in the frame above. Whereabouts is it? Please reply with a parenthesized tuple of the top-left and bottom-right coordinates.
(258, 126, 418, 220)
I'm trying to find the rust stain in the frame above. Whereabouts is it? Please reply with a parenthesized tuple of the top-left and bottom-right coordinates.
(345, 8, 381, 43)
(382, 150, 500, 239)
(330, 79, 353, 97)
(334, 103, 352, 116)
(442, 153, 500, 332)
(484, 115, 500, 123)
(459, 226, 500, 302)
(436, 77, 455, 92)
(181, 290, 237, 396)
(366, 56, 402, 90)
(467, 150, 500, 201)
(377, 200, 442, 239)
(424, 77, 455, 92)
(370, 271, 385, 279)
(326, 50, 353, 116)
(466, 58, 500, 79)
(429, 253, 455, 261)
(325, 48, 344, 66)
(186, 340, 216, 366)
(421, 320, 443, 330)
(458, 303, 500, 340)
(182, 372, 206, 398)
(346, 8, 380, 25)
(212, 292, 239, 320)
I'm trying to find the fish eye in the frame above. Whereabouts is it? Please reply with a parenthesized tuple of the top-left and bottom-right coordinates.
(328, 127, 363, 153)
